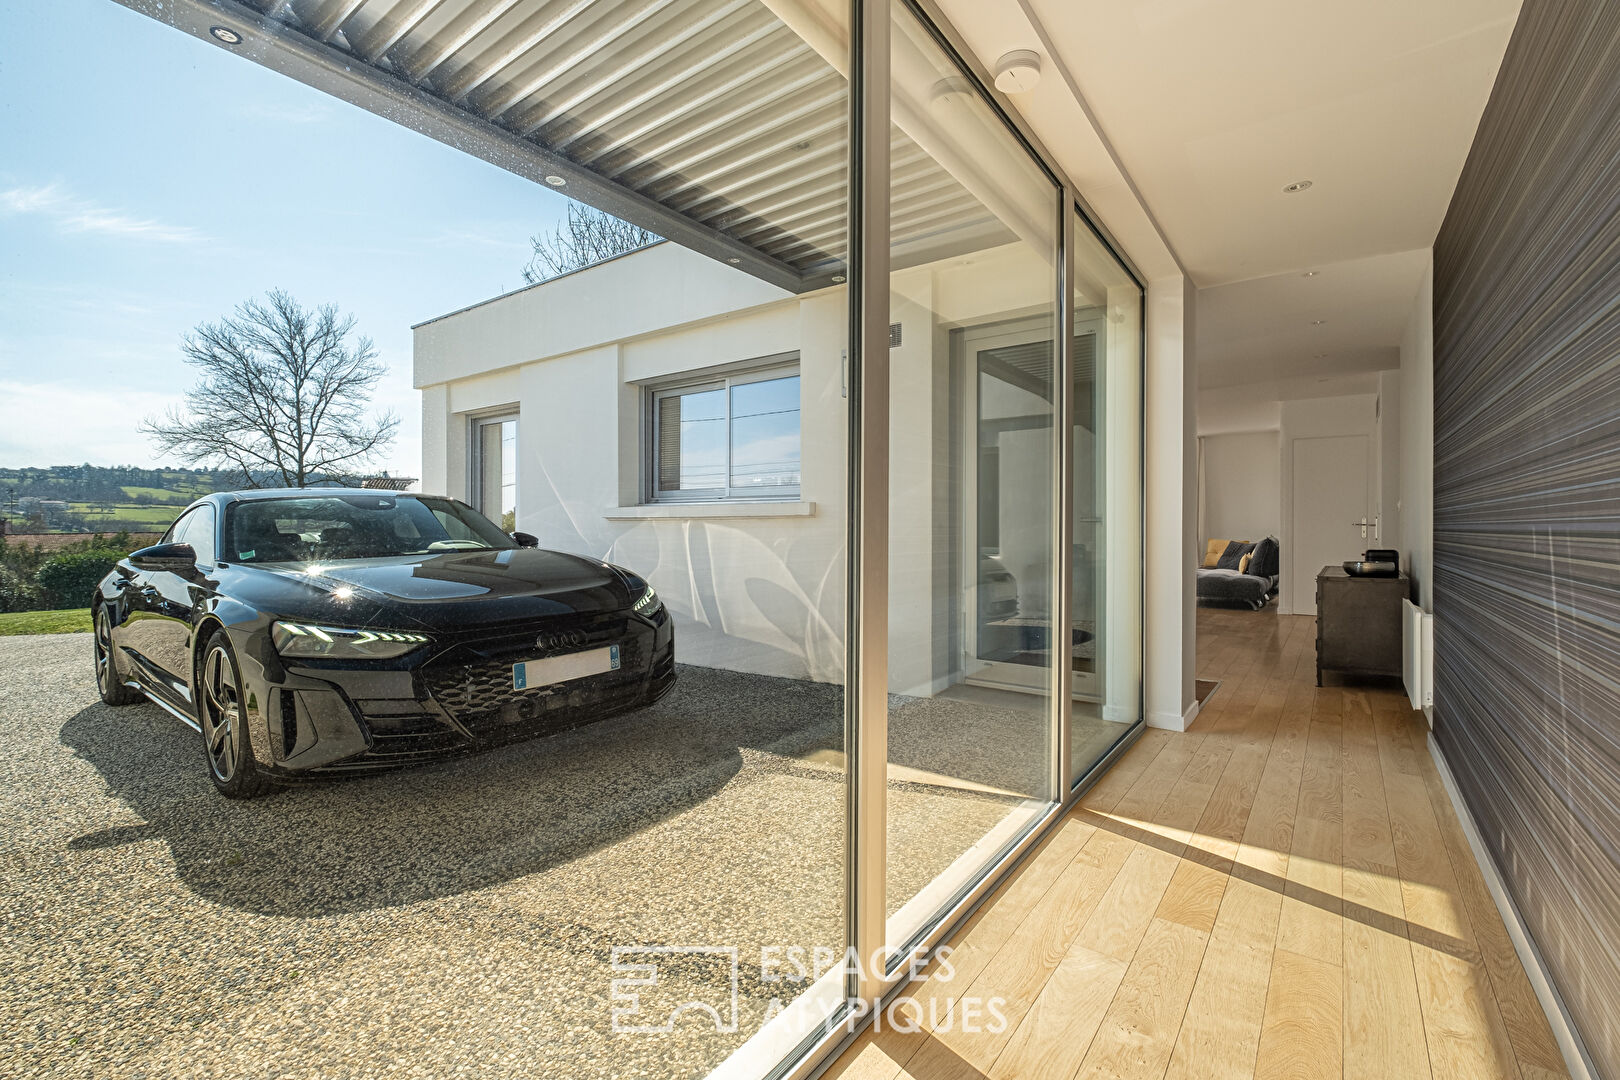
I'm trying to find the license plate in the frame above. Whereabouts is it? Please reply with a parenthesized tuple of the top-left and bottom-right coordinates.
(513, 644, 620, 690)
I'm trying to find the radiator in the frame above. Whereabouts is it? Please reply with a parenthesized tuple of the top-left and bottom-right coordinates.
(1403, 598, 1435, 720)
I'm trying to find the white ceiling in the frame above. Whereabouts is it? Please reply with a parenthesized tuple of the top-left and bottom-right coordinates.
(1197, 248, 1428, 388)
(933, 0, 1520, 387)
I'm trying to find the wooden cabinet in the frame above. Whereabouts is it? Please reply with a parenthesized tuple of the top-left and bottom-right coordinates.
(1315, 566, 1408, 686)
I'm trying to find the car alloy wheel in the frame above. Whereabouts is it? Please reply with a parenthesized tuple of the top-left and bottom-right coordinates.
(94, 609, 113, 696)
(93, 606, 139, 707)
(200, 642, 244, 783)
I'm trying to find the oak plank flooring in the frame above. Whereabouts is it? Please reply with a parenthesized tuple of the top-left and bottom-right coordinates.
(824, 608, 1564, 1080)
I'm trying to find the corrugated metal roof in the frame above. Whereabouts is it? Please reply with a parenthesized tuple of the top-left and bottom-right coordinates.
(117, 0, 1021, 292)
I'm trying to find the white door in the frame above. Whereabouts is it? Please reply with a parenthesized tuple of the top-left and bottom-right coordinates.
(1291, 434, 1370, 615)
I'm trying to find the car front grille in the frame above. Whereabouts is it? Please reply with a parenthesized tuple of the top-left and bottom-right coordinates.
(420, 614, 653, 740)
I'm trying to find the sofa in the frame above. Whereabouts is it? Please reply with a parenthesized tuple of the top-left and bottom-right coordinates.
(1197, 536, 1280, 610)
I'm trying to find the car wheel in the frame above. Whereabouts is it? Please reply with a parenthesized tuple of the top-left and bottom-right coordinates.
(93, 605, 141, 707)
(198, 630, 272, 799)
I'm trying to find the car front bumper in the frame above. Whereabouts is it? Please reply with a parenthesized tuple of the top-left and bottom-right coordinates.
(235, 609, 676, 775)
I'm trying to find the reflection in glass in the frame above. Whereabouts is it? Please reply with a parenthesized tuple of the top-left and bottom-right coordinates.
(1071, 212, 1144, 781)
(885, 0, 1060, 956)
(730, 374, 801, 492)
(657, 386, 727, 493)
(477, 417, 518, 532)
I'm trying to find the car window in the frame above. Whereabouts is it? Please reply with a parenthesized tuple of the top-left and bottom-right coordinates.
(182, 505, 217, 565)
(226, 495, 516, 563)
(169, 505, 216, 565)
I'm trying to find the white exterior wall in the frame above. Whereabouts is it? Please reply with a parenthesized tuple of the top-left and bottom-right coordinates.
(414, 241, 1148, 700)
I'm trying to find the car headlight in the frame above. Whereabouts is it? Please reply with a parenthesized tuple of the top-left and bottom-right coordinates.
(271, 621, 430, 659)
(632, 585, 662, 616)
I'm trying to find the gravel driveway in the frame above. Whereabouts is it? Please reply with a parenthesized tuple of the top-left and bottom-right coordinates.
(0, 633, 1035, 1079)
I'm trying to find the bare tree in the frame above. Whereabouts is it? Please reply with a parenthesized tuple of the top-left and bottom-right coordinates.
(522, 203, 659, 284)
(141, 290, 398, 489)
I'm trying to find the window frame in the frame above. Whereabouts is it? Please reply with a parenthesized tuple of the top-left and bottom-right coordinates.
(644, 354, 802, 504)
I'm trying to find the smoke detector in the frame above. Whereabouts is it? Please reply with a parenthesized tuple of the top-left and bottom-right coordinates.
(994, 51, 1042, 94)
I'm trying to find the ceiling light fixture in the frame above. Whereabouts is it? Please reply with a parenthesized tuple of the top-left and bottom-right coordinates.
(543, 175, 566, 186)
(993, 50, 1042, 94)
(1311, 319, 1326, 326)
(830, 274, 846, 283)
(1282, 179, 1313, 194)
(1314, 353, 1328, 359)
(1301, 270, 1319, 277)
(726, 257, 741, 264)
(209, 25, 243, 45)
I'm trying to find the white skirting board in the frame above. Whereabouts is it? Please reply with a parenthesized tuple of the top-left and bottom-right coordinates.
(1426, 731, 1599, 1080)
(1148, 697, 1199, 732)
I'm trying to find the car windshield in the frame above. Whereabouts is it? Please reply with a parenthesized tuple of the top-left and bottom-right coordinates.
(224, 495, 517, 564)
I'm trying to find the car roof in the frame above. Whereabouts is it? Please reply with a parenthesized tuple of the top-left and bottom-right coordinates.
(216, 488, 441, 501)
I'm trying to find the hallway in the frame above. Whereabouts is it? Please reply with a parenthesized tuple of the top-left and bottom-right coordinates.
(824, 607, 1570, 1080)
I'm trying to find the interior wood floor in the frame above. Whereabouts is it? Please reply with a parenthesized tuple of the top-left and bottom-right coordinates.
(823, 608, 1570, 1080)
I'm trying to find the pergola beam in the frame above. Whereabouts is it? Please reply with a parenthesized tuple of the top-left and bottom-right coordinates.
(111, 0, 813, 294)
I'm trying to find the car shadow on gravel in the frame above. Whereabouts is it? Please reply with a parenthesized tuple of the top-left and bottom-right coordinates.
(60, 665, 846, 917)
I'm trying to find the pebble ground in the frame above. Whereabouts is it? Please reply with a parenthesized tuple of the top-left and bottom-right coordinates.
(0, 633, 1041, 1079)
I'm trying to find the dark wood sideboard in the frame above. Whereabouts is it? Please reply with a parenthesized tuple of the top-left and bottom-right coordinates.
(1315, 566, 1410, 686)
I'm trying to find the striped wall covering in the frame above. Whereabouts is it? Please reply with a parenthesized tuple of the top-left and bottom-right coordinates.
(1432, 3, 1620, 1075)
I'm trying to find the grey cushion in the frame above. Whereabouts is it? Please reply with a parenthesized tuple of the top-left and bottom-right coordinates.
(1248, 536, 1280, 578)
(1215, 540, 1254, 571)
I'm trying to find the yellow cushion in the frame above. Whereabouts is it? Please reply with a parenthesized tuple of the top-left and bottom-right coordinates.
(1238, 552, 1252, 573)
(1203, 539, 1228, 568)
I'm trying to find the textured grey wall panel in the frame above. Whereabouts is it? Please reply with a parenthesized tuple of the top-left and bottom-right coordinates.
(1433, 3, 1620, 1075)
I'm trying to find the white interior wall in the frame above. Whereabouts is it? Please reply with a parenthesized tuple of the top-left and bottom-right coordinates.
(1399, 257, 1435, 611)
(1145, 275, 1198, 730)
(1201, 431, 1281, 542)
(1378, 368, 1403, 552)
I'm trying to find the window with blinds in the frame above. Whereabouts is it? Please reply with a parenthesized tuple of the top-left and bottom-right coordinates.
(648, 362, 801, 502)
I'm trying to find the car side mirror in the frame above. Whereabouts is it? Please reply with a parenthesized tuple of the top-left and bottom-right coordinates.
(512, 531, 540, 548)
(129, 542, 197, 573)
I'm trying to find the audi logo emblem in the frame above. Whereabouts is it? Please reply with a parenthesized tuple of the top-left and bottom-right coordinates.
(536, 629, 587, 652)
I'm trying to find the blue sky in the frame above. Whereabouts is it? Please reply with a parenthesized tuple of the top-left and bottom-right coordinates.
(0, 0, 574, 478)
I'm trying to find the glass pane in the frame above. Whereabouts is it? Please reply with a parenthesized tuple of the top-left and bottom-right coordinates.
(659, 387, 726, 492)
(730, 375, 801, 491)
(478, 418, 518, 532)
(886, 0, 1061, 955)
(1071, 211, 1144, 782)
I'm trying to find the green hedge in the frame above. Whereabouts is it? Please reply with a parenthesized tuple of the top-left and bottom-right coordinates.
(35, 550, 123, 610)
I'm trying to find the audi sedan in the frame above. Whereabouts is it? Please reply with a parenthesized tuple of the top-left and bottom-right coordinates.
(92, 489, 675, 798)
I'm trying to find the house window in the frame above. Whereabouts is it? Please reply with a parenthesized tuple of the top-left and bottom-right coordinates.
(470, 414, 518, 531)
(649, 362, 800, 502)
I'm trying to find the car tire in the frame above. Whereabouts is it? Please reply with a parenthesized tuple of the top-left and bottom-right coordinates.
(197, 629, 273, 800)
(93, 605, 142, 707)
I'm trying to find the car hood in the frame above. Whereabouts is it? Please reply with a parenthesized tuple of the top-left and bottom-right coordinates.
(229, 548, 633, 630)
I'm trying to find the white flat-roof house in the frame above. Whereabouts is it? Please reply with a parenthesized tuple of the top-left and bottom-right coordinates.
(415, 237, 1142, 732)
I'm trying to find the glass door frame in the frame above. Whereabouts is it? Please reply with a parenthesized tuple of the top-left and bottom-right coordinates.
(718, 1, 1150, 1076)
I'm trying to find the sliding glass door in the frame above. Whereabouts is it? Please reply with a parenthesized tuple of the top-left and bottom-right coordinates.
(1070, 212, 1145, 783)
(882, 0, 1062, 958)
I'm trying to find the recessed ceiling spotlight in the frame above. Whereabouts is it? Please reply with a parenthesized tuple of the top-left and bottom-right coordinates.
(209, 25, 243, 45)
(1311, 319, 1326, 326)
(993, 50, 1042, 94)
(1313, 353, 1328, 359)
(543, 175, 567, 186)
(725, 257, 741, 264)
(830, 274, 846, 283)
(1282, 179, 1313, 194)
(1301, 270, 1319, 277)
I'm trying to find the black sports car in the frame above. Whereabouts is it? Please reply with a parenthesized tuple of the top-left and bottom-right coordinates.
(92, 489, 675, 798)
